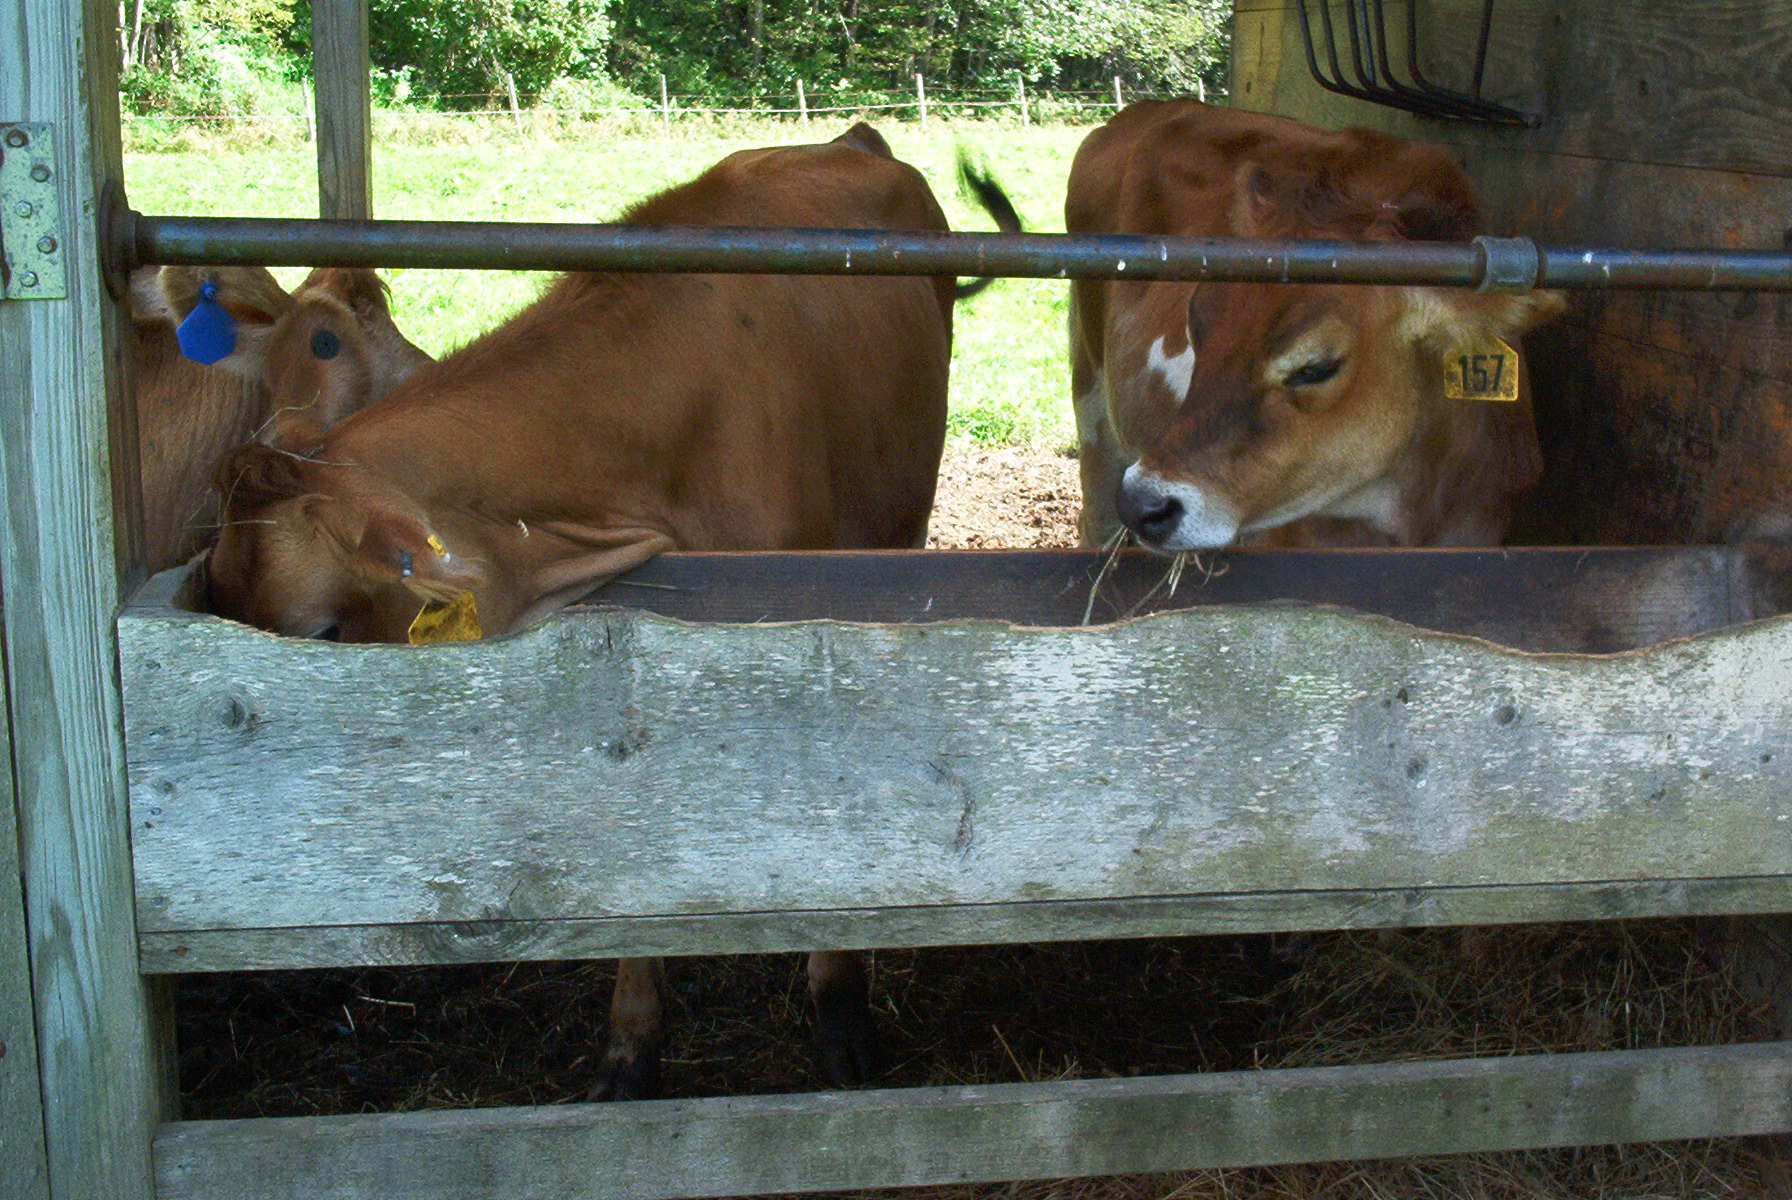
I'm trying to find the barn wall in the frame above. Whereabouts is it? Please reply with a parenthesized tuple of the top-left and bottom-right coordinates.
(1230, 0, 1792, 544)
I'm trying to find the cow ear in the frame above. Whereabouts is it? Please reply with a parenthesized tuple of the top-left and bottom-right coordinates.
(1185, 294, 1207, 350)
(213, 442, 310, 512)
(1391, 193, 1482, 243)
(347, 509, 477, 600)
(1399, 286, 1566, 349)
(160, 266, 294, 379)
(265, 413, 330, 456)
(298, 267, 391, 318)
(1229, 163, 1277, 236)
(129, 266, 174, 321)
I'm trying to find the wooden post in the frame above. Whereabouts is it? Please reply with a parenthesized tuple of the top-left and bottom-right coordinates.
(1018, 73, 1029, 126)
(299, 84, 314, 143)
(0, 3, 166, 1199)
(659, 73, 671, 133)
(1, 689, 47, 1200)
(797, 78, 809, 125)
(916, 73, 927, 129)
(1197, 77, 1206, 103)
(1114, 75, 1124, 110)
(312, 0, 373, 220)
(503, 70, 523, 135)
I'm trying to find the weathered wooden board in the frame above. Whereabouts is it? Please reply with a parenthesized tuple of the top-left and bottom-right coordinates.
(1232, 0, 1792, 178)
(152, 1043, 1792, 1200)
(1, 4, 169, 1200)
(1519, 315, 1792, 545)
(122, 554, 1792, 972)
(0, 644, 48, 1200)
(1481, 150, 1792, 544)
(313, 0, 372, 220)
(141, 877, 1792, 975)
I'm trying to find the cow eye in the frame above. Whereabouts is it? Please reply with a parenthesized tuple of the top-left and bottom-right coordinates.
(310, 329, 342, 360)
(1285, 356, 1342, 387)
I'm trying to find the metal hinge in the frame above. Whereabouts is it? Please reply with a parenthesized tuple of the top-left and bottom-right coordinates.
(1, 123, 68, 300)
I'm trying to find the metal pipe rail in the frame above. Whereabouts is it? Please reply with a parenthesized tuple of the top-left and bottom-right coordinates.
(111, 206, 1792, 292)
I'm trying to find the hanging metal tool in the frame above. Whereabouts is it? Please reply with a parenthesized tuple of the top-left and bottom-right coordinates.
(1293, 0, 1539, 127)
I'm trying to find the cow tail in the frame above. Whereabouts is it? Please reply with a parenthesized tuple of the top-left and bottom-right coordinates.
(955, 152, 1024, 301)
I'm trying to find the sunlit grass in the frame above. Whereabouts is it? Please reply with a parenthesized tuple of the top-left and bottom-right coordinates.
(124, 115, 1091, 451)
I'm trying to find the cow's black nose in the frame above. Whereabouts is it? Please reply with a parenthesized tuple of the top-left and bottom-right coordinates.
(1115, 482, 1183, 544)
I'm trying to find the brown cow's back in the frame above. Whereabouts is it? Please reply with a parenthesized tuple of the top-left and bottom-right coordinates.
(300, 134, 954, 631)
(1067, 101, 1482, 243)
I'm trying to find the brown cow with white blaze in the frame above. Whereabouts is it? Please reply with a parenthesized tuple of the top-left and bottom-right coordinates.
(205, 123, 1018, 1099)
(131, 263, 431, 573)
(1067, 100, 1562, 551)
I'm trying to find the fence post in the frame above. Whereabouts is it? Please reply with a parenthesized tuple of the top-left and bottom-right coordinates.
(0, 3, 169, 1199)
(1114, 75, 1124, 110)
(659, 73, 671, 133)
(300, 84, 314, 142)
(916, 73, 927, 129)
(1018, 73, 1029, 127)
(313, 0, 373, 220)
(503, 70, 523, 135)
(1198, 77, 1206, 103)
(797, 78, 809, 125)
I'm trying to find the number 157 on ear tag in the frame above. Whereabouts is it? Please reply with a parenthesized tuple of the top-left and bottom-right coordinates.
(1444, 336, 1521, 402)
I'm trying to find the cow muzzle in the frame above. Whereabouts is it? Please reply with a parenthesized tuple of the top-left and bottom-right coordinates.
(1116, 464, 1241, 552)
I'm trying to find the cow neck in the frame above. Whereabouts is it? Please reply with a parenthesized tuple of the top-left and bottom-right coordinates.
(1386, 372, 1542, 546)
(327, 275, 675, 522)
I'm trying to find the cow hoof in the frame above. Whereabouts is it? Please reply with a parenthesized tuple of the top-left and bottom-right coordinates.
(587, 1041, 661, 1102)
(814, 989, 887, 1087)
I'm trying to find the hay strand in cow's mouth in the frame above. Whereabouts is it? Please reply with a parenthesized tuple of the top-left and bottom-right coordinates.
(1084, 534, 1233, 626)
(1081, 525, 1132, 626)
(1123, 550, 1229, 620)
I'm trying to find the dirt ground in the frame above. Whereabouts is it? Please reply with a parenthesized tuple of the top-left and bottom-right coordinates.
(172, 447, 1783, 1197)
(925, 444, 1082, 549)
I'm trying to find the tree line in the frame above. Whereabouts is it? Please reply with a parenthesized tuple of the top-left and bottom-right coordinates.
(119, 0, 1230, 116)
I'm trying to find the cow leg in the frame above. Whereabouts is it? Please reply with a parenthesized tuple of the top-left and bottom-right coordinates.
(1069, 288, 1126, 547)
(808, 949, 885, 1086)
(590, 956, 663, 1101)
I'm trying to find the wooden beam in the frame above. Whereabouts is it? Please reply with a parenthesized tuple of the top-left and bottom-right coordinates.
(120, 570, 1792, 971)
(152, 1044, 1792, 1200)
(0, 3, 166, 1199)
(570, 545, 1783, 652)
(0, 654, 48, 1200)
(312, 0, 372, 220)
(140, 876, 1792, 974)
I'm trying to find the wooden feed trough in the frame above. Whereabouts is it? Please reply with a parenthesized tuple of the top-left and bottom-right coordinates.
(7, 2, 1792, 1198)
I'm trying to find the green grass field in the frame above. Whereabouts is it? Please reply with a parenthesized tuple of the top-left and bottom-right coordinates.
(124, 117, 1095, 450)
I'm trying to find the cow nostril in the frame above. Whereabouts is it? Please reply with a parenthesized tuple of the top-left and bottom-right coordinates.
(1115, 483, 1184, 543)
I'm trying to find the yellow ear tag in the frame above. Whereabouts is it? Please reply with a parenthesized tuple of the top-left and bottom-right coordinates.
(427, 533, 449, 558)
(407, 590, 482, 644)
(1443, 335, 1521, 402)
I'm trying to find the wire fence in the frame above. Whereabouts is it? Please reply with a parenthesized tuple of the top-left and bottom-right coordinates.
(122, 80, 1224, 129)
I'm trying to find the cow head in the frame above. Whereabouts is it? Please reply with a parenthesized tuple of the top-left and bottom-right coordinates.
(1111, 154, 1562, 551)
(157, 265, 432, 448)
(208, 442, 482, 643)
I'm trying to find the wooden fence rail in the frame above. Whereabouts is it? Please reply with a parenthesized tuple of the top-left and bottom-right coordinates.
(152, 1044, 1792, 1200)
(121, 548, 1792, 976)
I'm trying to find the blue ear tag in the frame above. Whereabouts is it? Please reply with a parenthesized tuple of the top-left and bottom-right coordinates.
(176, 280, 238, 365)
